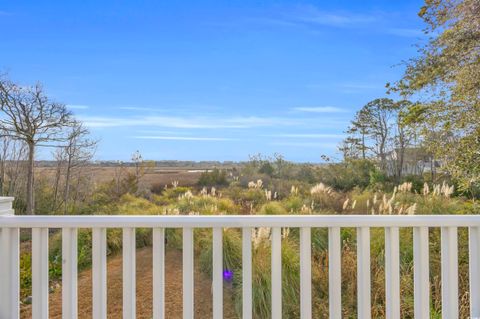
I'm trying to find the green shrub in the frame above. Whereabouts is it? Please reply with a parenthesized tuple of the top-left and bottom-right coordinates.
(259, 202, 288, 215)
(316, 159, 378, 191)
(197, 168, 229, 187)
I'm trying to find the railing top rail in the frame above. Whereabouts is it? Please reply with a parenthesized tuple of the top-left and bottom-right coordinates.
(1, 214, 480, 228)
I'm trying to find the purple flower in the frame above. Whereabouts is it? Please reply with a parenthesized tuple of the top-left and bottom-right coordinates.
(223, 269, 233, 282)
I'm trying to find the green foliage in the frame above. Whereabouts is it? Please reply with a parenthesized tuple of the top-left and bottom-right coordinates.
(18, 161, 477, 317)
(317, 159, 378, 191)
(259, 201, 288, 215)
(197, 168, 229, 187)
(152, 186, 190, 205)
(392, 0, 480, 196)
(258, 162, 275, 176)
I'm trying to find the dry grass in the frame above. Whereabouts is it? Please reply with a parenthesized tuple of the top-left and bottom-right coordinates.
(20, 247, 238, 319)
(36, 166, 205, 189)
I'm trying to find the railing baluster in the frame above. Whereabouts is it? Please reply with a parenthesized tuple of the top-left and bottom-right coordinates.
(32, 228, 49, 319)
(469, 226, 480, 318)
(385, 227, 400, 319)
(328, 227, 341, 319)
(357, 227, 371, 319)
(153, 228, 165, 319)
(441, 226, 458, 319)
(413, 227, 429, 318)
(62, 228, 78, 319)
(92, 228, 107, 319)
(123, 227, 136, 319)
(242, 227, 252, 319)
(183, 227, 194, 319)
(0, 227, 19, 319)
(213, 228, 223, 319)
(271, 227, 282, 319)
(300, 227, 312, 319)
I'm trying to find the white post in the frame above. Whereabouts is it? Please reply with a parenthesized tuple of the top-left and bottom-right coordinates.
(385, 227, 400, 319)
(328, 227, 342, 319)
(242, 227, 252, 319)
(0, 197, 19, 319)
(413, 227, 429, 318)
(212, 228, 223, 319)
(469, 227, 480, 318)
(441, 226, 458, 319)
(299, 227, 312, 319)
(357, 227, 371, 319)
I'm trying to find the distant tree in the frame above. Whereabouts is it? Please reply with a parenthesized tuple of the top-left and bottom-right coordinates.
(132, 150, 143, 184)
(0, 77, 73, 214)
(346, 108, 371, 159)
(391, 0, 480, 193)
(391, 100, 416, 180)
(342, 98, 417, 179)
(62, 122, 97, 213)
(258, 162, 275, 176)
(342, 98, 396, 169)
(0, 134, 27, 198)
(338, 137, 362, 160)
(197, 168, 228, 187)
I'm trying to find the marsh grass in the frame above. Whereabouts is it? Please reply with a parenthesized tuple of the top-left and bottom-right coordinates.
(18, 180, 479, 317)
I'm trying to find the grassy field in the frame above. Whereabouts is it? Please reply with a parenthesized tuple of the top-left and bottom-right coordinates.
(37, 165, 209, 188)
(21, 160, 479, 318)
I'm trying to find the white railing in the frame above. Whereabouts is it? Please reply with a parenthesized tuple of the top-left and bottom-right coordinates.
(1, 196, 480, 319)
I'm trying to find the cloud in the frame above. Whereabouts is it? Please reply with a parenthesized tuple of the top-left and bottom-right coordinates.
(272, 133, 346, 139)
(247, 6, 423, 39)
(293, 106, 347, 113)
(271, 141, 338, 148)
(292, 6, 376, 27)
(119, 106, 157, 111)
(67, 104, 90, 109)
(78, 115, 303, 129)
(336, 82, 385, 93)
(132, 135, 235, 141)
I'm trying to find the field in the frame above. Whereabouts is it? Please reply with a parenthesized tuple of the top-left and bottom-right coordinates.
(36, 165, 214, 188)
(18, 160, 479, 318)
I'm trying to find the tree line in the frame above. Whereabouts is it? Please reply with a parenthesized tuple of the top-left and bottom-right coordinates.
(340, 0, 479, 197)
(0, 75, 96, 214)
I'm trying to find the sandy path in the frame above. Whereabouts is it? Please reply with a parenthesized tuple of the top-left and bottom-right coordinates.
(21, 247, 238, 318)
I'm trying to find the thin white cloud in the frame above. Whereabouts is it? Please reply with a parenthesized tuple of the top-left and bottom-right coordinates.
(272, 133, 346, 139)
(133, 136, 235, 141)
(119, 106, 157, 111)
(250, 6, 422, 39)
(271, 141, 338, 148)
(67, 104, 90, 110)
(293, 106, 347, 113)
(336, 82, 385, 93)
(79, 115, 303, 129)
(292, 6, 376, 27)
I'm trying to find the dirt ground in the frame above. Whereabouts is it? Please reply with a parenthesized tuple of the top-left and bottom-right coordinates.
(20, 247, 238, 318)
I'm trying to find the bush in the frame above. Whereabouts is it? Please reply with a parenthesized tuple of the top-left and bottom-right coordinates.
(316, 159, 379, 191)
(259, 202, 288, 215)
(197, 168, 229, 187)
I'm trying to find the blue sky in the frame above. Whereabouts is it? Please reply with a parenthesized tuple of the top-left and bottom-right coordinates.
(0, 0, 425, 162)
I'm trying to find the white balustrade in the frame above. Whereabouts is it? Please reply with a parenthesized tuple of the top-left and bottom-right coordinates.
(1, 198, 480, 319)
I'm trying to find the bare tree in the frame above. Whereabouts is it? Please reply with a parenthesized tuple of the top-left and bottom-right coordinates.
(132, 150, 143, 185)
(1, 137, 28, 199)
(0, 77, 73, 214)
(62, 122, 97, 214)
